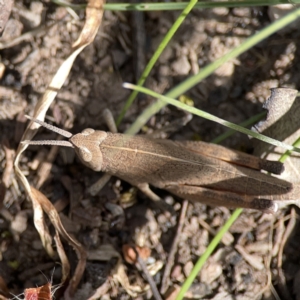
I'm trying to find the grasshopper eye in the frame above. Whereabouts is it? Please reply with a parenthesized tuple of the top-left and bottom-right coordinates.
(78, 146, 92, 162)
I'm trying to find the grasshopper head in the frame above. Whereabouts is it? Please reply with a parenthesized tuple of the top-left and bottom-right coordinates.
(70, 129, 107, 171)
(22, 116, 108, 172)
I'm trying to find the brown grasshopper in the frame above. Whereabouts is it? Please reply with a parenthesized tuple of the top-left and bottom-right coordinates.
(23, 114, 299, 213)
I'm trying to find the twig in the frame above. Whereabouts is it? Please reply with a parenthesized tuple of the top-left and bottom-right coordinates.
(160, 200, 188, 294)
(136, 251, 162, 300)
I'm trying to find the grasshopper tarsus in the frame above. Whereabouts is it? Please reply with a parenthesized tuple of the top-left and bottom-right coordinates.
(251, 198, 277, 212)
(259, 160, 284, 175)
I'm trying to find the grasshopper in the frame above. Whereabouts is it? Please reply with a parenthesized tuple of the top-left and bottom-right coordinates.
(23, 114, 298, 213)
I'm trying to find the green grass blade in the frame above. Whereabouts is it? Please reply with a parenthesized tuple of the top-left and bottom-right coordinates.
(51, 1, 300, 11)
(124, 83, 300, 154)
(126, 7, 300, 135)
(105, 1, 300, 11)
(116, 0, 198, 125)
(176, 208, 243, 300)
(211, 111, 266, 144)
(279, 137, 300, 163)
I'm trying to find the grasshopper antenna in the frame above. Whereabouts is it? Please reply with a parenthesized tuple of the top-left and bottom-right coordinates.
(21, 115, 74, 148)
(25, 115, 73, 138)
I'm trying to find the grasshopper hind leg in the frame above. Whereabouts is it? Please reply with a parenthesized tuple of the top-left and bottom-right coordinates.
(165, 184, 277, 213)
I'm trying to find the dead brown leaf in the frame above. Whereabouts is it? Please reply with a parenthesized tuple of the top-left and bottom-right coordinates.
(253, 88, 300, 182)
(13, 0, 105, 296)
(24, 283, 52, 300)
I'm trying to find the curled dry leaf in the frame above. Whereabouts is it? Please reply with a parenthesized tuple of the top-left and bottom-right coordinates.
(31, 187, 87, 296)
(252, 88, 300, 209)
(13, 0, 105, 296)
(54, 234, 70, 284)
(252, 88, 299, 180)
